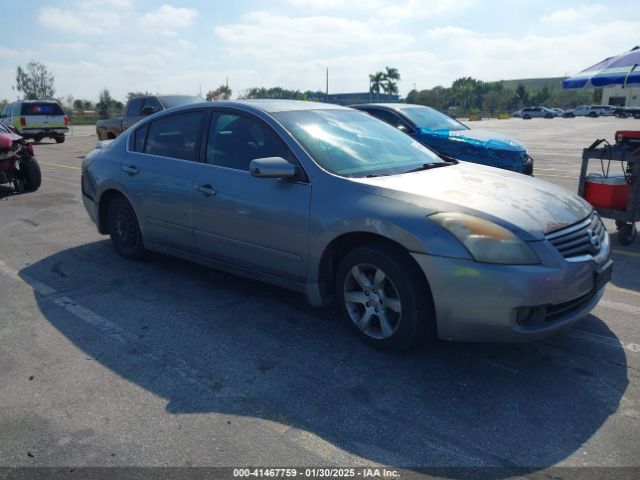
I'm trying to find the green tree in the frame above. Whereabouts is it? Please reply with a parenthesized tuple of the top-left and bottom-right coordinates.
(383, 66, 401, 95)
(16, 61, 56, 100)
(73, 99, 84, 112)
(530, 86, 551, 106)
(514, 83, 529, 108)
(127, 91, 153, 101)
(450, 77, 483, 111)
(96, 89, 123, 119)
(369, 71, 386, 101)
(242, 87, 314, 100)
(206, 84, 233, 101)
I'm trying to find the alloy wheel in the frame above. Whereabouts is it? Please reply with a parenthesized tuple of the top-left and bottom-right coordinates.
(114, 206, 137, 249)
(343, 263, 402, 339)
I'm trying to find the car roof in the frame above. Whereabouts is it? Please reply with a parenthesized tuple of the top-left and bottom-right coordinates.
(236, 99, 349, 113)
(351, 103, 421, 111)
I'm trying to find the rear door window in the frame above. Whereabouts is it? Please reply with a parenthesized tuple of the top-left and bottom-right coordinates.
(144, 111, 205, 161)
(21, 102, 64, 116)
(131, 124, 150, 152)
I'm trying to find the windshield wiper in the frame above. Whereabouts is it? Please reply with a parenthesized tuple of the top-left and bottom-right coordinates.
(403, 160, 457, 174)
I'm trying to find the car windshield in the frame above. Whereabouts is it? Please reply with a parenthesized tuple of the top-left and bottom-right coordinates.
(158, 96, 203, 109)
(399, 107, 467, 131)
(274, 109, 444, 177)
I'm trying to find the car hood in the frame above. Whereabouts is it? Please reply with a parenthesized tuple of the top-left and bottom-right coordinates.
(417, 128, 527, 152)
(352, 162, 592, 240)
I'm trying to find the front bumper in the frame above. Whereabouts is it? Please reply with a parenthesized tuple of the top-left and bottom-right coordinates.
(82, 192, 99, 228)
(411, 239, 611, 342)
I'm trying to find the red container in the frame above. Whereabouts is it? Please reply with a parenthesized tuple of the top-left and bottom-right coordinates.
(583, 174, 630, 210)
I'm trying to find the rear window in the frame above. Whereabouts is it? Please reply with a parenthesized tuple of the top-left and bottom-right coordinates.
(21, 103, 64, 116)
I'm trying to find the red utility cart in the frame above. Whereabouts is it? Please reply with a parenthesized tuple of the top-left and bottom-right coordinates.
(577, 131, 640, 245)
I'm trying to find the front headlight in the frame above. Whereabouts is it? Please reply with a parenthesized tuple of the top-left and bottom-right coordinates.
(430, 212, 539, 265)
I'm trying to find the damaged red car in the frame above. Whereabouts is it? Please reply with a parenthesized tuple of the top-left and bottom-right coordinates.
(0, 122, 41, 193)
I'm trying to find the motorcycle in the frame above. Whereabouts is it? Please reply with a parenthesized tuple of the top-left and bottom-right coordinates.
(0, 122, 41, 193)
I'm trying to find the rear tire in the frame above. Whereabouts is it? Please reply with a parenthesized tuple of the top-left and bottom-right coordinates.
(19, 154, 42, 192)
(335, 243, 436, 351)
(618, 223, 637, 245)
(55, 135, 65, 144)
(589, 112, 598, 118)
(107, 196, 145, 260)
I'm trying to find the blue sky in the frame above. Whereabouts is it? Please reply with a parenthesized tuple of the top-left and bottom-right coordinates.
(1, 0, 638, 102)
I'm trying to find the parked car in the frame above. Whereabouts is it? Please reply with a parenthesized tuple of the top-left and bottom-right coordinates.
(613, 106, 640, 119)
(0, 122, 41, 192)
(562, 105, 615, 117)
(0, 100, 69, 143)
(352, 103, 533, 174)
(82, 100, 611, 350)
(551, 108, 565, 116)
(96, 95, 203, 140)
(512, 107, 558, 119)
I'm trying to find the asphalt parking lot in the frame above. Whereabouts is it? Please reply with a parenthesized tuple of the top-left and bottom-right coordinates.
(0, 117, 639, 475)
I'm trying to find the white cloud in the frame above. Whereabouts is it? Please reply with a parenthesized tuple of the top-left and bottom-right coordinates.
(215, 11, 413, 60)
(540, 4, 605, 23)
(37, 0, 126, 35)
(285, 0, 475, 15)
(0, 46, 29, 60)
(141, 4, 198, 36)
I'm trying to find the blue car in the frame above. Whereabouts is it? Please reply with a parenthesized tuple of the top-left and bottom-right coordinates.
(352, 103, 534, 174)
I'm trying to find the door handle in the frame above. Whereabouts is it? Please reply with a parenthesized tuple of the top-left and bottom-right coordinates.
(195, 184, 217, 196)
(122, 165, 139, 175)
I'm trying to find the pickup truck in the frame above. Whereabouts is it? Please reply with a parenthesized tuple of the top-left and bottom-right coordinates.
(96, 95, 203, 140)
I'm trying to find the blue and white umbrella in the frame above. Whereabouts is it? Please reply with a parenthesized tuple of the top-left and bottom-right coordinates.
(563, 46, 640, 89)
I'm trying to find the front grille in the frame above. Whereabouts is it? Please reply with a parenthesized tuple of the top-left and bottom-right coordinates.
(545, 212, 605, 259)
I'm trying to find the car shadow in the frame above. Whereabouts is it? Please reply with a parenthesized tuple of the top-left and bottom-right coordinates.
(607, 232, 640, 292)
(20, 241, 629, 476)
(0, 184, 16, 199)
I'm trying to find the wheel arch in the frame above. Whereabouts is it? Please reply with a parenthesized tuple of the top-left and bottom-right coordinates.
(316, 231, 432, 304)
(97, 188, 130, 234)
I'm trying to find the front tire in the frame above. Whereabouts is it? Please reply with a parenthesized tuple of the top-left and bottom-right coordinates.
(19, 154, 42, 192)
(523, 114, 531, 120)
(335, 244, 436, 350)
(107, 196, 145, 260)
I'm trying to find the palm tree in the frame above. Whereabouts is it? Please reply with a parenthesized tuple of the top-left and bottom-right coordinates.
(384, 67, 401, 97)
(217, 84, 232, 100)
(369, 71, 386, 101)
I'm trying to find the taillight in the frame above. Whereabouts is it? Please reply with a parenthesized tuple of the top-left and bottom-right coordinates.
(64, 116, 70, 126)
(20, 117, 26, 127)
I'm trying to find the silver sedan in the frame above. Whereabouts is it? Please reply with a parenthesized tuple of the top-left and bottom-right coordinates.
(81, 100, 612, 350)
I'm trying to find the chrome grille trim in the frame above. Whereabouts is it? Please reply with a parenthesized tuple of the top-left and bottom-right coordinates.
(545, 212, 606, 259)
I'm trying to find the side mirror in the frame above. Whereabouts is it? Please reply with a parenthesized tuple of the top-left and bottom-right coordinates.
(249, 157, 296, 179)
(142, 106, 155, 116)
